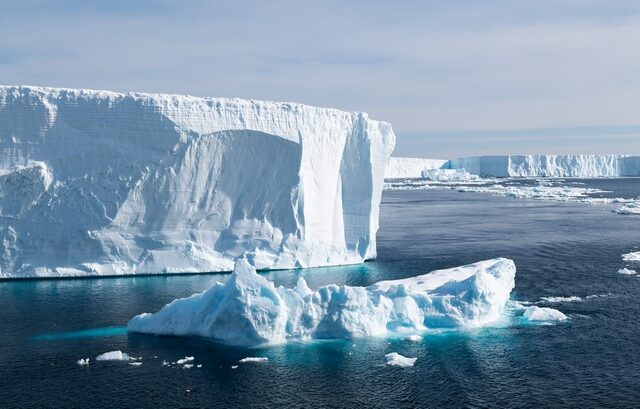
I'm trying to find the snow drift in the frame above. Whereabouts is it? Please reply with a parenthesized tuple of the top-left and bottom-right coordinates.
(127, 258, 516, 347)
(0, 85, 395, 278)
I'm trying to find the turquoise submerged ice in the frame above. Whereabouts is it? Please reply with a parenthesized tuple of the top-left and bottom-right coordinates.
(127, 258, 516, 346)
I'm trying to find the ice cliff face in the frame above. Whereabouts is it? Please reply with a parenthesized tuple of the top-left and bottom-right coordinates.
(449, 155, 639, 178)
(384, 157, 448, 179)
(386, 155, 640, 179)
(0, 85, 395, 278)
(128, 258, 516, 346)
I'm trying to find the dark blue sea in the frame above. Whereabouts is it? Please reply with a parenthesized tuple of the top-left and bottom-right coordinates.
(2, 179, 640, 408)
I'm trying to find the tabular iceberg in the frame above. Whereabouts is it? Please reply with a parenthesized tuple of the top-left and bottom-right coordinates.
(385, 154, 640, 179)
(127, 258, 516, 346)
(449, 155, 640, 178)
(0, 85, 395, 278)
(384, 157, 448, 179)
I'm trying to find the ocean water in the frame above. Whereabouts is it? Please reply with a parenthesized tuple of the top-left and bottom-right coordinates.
(1, 179, 640, 408)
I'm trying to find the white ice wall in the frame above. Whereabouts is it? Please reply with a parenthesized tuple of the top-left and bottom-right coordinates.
(449, 155, 640, 178)
(384, 157, 448, 179)
(0, 85, 395, 278)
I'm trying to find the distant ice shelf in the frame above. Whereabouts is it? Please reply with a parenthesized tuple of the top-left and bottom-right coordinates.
(128, 258, 517, 347)
(386, 155, 640, 179)
(0, 85, 395, 278)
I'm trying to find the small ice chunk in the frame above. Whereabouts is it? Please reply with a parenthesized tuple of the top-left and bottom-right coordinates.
(96, 351, 130, 361)
(231, 365, 238, 369)
(385, 352, 417, 367)
(196, 364, 202, 368)
(404, 334, 422, 342)
(523, 306, 568, 322)
(239, 357, 268, 363)
(176, 356, 194, 365)
(622, 252, 640, 262)
(183, 364, 194, 369)
(77, 358, 90, 366)
(618, 268, 637, 275)
(128, 362, 142, 366)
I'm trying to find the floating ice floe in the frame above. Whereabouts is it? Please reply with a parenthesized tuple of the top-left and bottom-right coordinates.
(385, 353, 417, 368)
(95, 351, 131, 361)
(128, 362, 142, 366)
(128, 257, 516, 347)
(239, 357, 269, 363)
(618, 268, 637, 275)
(522, 306, 568, 323)
(183, 364, 194, 369)
(76, 358, 90, 366)
(622, 252, 640, 262)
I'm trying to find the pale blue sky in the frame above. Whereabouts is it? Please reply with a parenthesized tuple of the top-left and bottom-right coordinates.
(1, 0, 639, 157)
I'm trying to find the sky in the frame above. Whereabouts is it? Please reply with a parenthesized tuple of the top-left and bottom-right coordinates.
(1, 0, 639, 158)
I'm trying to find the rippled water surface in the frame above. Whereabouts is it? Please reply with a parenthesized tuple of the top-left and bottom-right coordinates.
(1, 179, 640, 408)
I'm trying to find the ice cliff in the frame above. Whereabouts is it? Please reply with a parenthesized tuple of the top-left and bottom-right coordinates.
(384, 157, 447, 179)
(0, 85, 395, 278)
(386, 155, 640, 179)
(128, 258, 516, 346)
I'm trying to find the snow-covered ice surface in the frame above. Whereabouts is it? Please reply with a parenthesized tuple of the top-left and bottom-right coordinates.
(95, 351, 130, 361)
(0, 85, 395, 278)
(128, 258, 516, 347)
(384, 157, 448, 179)
(385, 353, 417, 367)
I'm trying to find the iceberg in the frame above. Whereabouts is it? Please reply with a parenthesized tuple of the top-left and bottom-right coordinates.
(127, 257, 516, 347)
(384, 157, 448, 179)
(384, 154, 640, 179)
(239, 357, 269, 363)
(448, 155, 640, 178)
(0, 85, 395, 278)
(618, 268, 637, 275)
(622, 252, 640, 262)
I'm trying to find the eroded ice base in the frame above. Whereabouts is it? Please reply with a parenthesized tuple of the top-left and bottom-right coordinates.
(128, 258, 517, 347)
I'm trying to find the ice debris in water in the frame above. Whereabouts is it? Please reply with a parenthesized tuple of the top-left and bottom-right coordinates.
(622, 252, 640, 262)
(128, 257, 516, 347)
(539, 296, 582, 303)
(404, 334, 422, 342)
(95, 351, 131, 361)
(385, 353, 417, 368)
(76, 358, 90, 366)
(618, 268, 637, 275)
(176, 356, 194, 365)
(239, 357, 269, 363)
(128, 362, 142, 366)
(522, 306, 568, 323)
